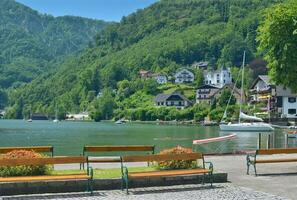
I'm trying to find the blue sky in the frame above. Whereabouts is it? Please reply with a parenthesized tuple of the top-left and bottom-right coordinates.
(16, 0, 157, 22)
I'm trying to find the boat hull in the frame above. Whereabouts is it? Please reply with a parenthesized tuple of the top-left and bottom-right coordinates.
(220, 123, 274, 131)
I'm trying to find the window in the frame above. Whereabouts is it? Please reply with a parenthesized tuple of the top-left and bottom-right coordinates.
(288, 109, 296, 115)
(217, 80, 220, 83)
(204, 95, 206, 98)
(178, 101, 182, 106)
(171, 101, 174, 106)
(288, 97, 296, 103)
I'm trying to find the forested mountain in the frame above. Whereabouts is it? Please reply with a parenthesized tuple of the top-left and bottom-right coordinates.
(7, 0, 285, 119)
(0, 0, 108, 89)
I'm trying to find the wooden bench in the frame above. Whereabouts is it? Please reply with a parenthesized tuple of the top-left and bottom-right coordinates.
(82, 145, 155, 168)
(0, 146, 54, 157)
(120, 153, 213, 194)
(0, 156, 94, 194)
(246, 148, 297, 176)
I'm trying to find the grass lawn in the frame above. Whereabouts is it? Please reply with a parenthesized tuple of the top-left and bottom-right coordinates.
(52, 166, 157, 179)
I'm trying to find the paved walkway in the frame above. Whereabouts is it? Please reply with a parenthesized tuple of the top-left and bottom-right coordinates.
(1, 183, 288, 200)
(207, 154, 297, 200)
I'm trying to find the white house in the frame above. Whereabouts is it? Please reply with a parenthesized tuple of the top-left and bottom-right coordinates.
(155, 92, 192, 109)
(153, 74, 167, 84)
(174, 68, 194, 83)
(66, 112, 90, 120)
(276, 86, 297, 118)
(250, 75, 297, 118)
(204, 67, 232, 88)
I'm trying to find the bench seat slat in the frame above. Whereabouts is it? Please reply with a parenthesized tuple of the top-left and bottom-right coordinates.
(84, 145, 154, 152)
(122, 153, 203, 162)
(254, 158, 297, 163)
(128, 168, 210, 178)
(0, 156, 87, 166)
(257, 148, 297, 155)
(88, 157, 121, 163)
(0, 174, 90, 183)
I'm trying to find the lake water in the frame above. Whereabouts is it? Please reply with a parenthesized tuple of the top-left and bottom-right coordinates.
(0, 120, 295, 156)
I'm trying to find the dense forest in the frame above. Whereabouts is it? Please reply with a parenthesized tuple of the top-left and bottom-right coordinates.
(0, 0, 108, 90)
(5, 0, 285, 120)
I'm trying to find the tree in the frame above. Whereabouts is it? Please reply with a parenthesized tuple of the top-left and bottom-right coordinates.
(257, 0, 297, 91)
(0, 88, 7, 109)
(90, 88, 115, 121)
(218, 89, 236, 107)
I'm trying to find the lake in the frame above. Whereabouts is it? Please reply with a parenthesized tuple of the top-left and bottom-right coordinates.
(0, 120, 295, 156)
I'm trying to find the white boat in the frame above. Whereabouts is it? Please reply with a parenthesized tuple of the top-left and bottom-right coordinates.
(219, 51, 274, 132)
(27, 119, 32, 122)
(53, 107, 59, 123)
(220, 122, 274, 131)
(115, 119, 126, 124)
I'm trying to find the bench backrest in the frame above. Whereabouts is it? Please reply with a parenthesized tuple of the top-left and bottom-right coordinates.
(121, 153, 203, 162)
(0, 146, 54, 156)
(257, 148, 297, 155)
(0, 156, 87, 167)
(83, 145, 155, 155)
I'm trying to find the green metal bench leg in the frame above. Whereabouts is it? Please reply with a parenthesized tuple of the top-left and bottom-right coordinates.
(209, 172, 213, 187)
(121, 177, 124, 191)
(90, 179, 94, 195)
(124, 177, 129, 194)
(254, 164, 257, 176)
(202, 174, 205, 185)
(247, 162, 250, 175)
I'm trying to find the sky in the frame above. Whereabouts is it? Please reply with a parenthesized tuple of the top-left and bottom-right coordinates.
(16, 0, 157, 22)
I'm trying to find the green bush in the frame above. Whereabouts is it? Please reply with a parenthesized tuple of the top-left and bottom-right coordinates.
(0, 150, 53, 177)
(156, 146, 197, 170)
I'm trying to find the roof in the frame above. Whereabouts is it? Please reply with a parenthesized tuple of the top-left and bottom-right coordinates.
(276, 85, 297, 97)
(211, 83, 242, 98)
(197, 84, 220, 90)
(250, 75, 273, 89)
(174, 68, 194, 76)
(155, 92, 191, 103)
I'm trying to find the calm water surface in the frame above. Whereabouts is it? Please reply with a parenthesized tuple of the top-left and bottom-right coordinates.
(0, 120, 295, 156)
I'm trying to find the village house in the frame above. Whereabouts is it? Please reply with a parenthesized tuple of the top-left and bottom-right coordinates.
(174, 68, 195, 84)
(204, 67, 232, 88)
(66, 112, 90, 121)
(155, 92, 192, 109)
(250, 75, 297, 118)
(139, 69, 153, 79)
(196, 84, 220, 104)
(196, 83, 242, 105)
(191, 61, 208, 70)
(153, 73, 167, 84)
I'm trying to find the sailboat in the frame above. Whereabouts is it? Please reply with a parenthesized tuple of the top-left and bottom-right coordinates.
(53, 107, 59, 123)
(219, 51, 274, 131)
(27, 106, 32, 122)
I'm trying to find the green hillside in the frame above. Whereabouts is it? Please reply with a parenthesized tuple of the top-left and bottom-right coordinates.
(0, 0, 108, 89)
(7, 0, 285, 119)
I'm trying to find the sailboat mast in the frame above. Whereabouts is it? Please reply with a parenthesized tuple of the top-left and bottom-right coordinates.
(239, 51, 246, 123)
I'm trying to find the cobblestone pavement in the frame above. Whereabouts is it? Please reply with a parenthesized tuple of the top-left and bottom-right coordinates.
(1, 183, 289, 200)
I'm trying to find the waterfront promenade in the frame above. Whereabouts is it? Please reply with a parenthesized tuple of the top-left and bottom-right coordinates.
(2, 154, 296, 200)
